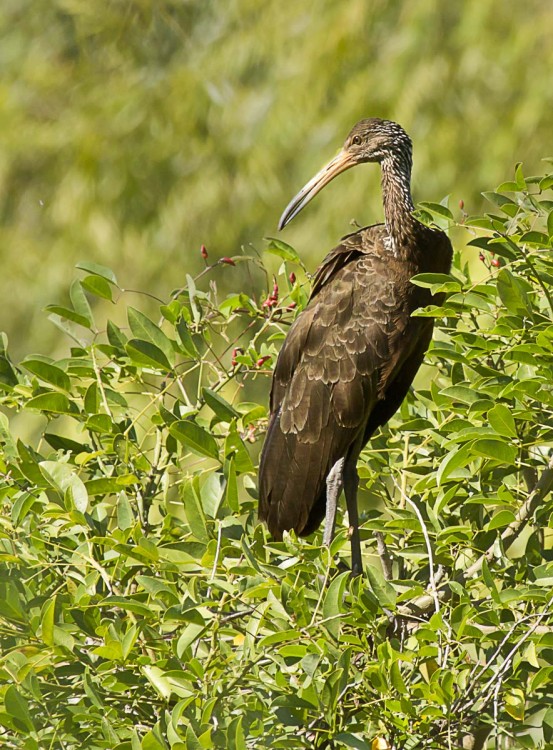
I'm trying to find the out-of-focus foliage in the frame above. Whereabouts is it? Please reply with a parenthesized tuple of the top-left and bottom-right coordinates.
(1, 165, 553, 748)
(2, 0, 553, 355)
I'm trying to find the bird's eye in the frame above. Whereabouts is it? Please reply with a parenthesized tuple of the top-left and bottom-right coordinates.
(352, 135, 362, 146)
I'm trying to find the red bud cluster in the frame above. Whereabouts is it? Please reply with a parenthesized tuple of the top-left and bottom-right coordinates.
(262, 280, 279, 309)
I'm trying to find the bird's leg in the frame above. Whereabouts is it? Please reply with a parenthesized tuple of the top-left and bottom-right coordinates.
(343, 455, 362, 576)
(323, 457, 345, 547)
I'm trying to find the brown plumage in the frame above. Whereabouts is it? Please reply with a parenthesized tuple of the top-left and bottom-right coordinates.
(258, 118, 452, 574)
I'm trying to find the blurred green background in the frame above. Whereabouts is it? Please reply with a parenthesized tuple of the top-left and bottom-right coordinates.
(2, 0, 552, 358)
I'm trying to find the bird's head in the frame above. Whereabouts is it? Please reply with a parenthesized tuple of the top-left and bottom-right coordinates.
(278, 118, 412, 230)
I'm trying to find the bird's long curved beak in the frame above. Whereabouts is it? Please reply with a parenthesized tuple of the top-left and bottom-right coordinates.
(278, 149, 358, 230)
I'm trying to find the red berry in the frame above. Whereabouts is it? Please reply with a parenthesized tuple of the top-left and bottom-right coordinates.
(201, 244, 208, 259)
(479, 252, 485, 262)
(459, 199, 465, 211)
(491, 258, 501, 268)
(220, 257, 235, 266)
(256, 356, 271, 367)
(287, 301, 297, 310)
(289, 272, 296, 284)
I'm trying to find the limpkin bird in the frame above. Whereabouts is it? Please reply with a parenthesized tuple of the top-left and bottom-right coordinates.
(258, 118, 452, 575)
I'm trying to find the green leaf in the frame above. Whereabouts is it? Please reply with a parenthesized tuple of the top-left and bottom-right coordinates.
(497, 268, 530, 315)
(4, 686, 35, 733)
(203, 388, 239, 422)
(100, 596, 153, 617)
(141, 666, 172, 700)
(41, 596, 56, 646)
(81, 274, 114, 301)
(76, 260, 118, 285)
(39, 461, 89, 512)
(223, 421, 254, 473)
(127, 307, 175, 365)
(322, 571, 349, 638)
(521, 231, 550, 246)
(390, 660, 407, 694)
(170, 420, 219, 460)
(22, 358, 71, 391)
(514, 162, 526, 190)
(471, 438, 517, 464)
(182, 477, 209, 542)
(107, 319, 128, 349)
(44, 305, 92, 329)
(437, 443, 474, 485)
(440, 385, 480, 404)
(366, 564, 397, 610)
(504, 687, 525, 721)
(548, 209, 553, 239)
(25, 392, 80, 415)
(417, 201, 453, 220)
(482, 191, 517, 209)
(201, 472, 224, 518)
(411, 273, 461, 290)
(185, 724, 204, 750)
(333, 734, 371, 750)
(488, 404, 517, 438)
(266, 237, 301, 264)
(225, 457, 239, 512)
(126, 339, 172, 371)
(117, 491, 134, 530)
(487, 509, 516, 531)
(176, 318, 199, 358)
(70, 279, 94, 324)
(176, 623, 206, 658)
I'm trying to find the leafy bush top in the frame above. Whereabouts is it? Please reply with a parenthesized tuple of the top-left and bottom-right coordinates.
(1, 164, 553, 749)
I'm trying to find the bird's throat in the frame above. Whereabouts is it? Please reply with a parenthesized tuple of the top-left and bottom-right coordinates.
(380, 155, 417, 258)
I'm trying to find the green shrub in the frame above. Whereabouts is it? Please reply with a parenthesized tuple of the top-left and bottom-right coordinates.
(1, 164, 553, 749)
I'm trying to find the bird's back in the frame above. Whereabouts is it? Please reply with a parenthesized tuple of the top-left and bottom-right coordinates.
(258, 223, 452, 539)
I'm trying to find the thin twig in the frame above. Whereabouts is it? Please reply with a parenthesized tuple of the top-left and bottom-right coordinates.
(394, 479, 440, 617)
